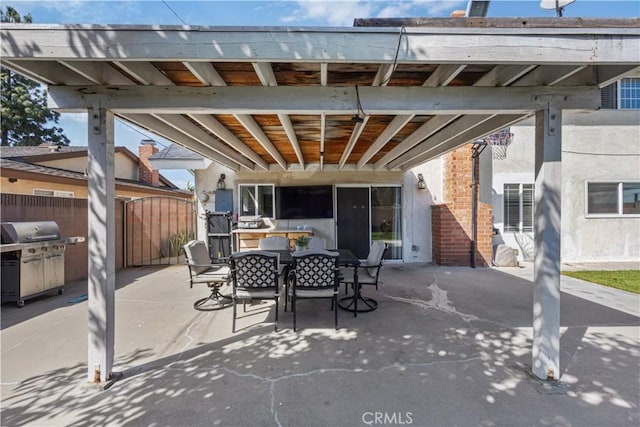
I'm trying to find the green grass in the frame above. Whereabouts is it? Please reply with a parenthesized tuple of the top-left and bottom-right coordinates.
(561, 270, 640, 294)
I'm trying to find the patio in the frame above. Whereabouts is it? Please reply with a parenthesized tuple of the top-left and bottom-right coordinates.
(1, 263, 638, 426)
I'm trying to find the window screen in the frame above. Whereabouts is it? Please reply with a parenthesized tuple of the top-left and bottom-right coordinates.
(504, 183, 535, 233)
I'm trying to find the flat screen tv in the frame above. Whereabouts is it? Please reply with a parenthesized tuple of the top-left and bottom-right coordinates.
(276, 186, 333, 219)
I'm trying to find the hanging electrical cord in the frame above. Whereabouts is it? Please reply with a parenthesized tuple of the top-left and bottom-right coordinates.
(352, 26, 406, 123)
(352, 85, 366, 123)
(379, 25, 407, 86)
(162, 0, 188, 25)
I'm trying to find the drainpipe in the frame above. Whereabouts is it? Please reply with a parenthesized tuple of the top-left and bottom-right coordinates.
(470, 142, 487, 268)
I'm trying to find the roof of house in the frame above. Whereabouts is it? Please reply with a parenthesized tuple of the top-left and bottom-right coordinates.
(0, 157, 190, 195)
(150, 143, 204, 161)
(1, 144, 178, 188)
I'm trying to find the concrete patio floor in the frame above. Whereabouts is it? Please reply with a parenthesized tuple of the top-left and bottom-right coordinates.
(1, 262, 638, 426)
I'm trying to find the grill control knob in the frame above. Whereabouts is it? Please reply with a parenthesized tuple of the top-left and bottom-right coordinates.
(28, 248, 36, 253)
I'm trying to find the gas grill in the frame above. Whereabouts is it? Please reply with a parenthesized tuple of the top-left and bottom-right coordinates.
(1, 221, 85, 307)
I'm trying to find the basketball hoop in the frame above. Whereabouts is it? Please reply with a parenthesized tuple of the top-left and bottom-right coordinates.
(484, 128, 514, 160)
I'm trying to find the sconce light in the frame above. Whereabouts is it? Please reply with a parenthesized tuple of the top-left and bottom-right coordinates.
(417, 173, 426, 190)
(216, 173, 226, 190)
(199, 190, 210, 203)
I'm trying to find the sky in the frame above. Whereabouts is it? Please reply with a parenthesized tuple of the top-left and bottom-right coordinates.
(6, 0, 640, 188)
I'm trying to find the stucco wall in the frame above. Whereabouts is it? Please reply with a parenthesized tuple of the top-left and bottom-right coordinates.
(491, 110, 640, 263)
(0, 176, 191, 200)
(37, 152, 138, 180)
(195, 160, 443, 263)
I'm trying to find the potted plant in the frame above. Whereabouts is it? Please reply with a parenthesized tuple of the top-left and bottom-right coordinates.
(295, 235, 309, 252)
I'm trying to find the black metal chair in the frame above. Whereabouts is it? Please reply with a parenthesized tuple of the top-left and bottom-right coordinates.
(341, 240, 387, 295)
(230, 251, 281, 332)
(183, 240, 231, 311)
(288, 249, 340, 331)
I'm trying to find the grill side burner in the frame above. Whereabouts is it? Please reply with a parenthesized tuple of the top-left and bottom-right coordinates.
(1, 221, 84, 307)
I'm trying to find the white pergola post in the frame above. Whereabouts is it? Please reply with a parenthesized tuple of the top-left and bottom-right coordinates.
(86, 103, 116, 383)
(532, 105, 562, 381)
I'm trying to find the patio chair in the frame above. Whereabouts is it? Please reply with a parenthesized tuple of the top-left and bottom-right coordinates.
(230, 250, 281, 332)
(307, 236, 327, 249)
(183, 240, 231, 311)
(341, 240, 387, 294)
(289, 249, 340, 331)
(258, 236, 290, 250)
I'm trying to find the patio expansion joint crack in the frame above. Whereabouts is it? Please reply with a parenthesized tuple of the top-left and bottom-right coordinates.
(386, 292, 479, 323)
(164, 318, 198, 369)
(220, 355, 484, 427)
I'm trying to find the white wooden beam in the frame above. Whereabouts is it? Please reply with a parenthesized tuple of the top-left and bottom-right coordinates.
(339, 63, 393, 168)
(320, 113, 326, 170)
(320, 63, 328, 86)
(358, 64, 465, 168)
(374, 115, 460, 169)
(253, 62, 305, 167)
(120, 113, 242, 171)
(183, 62, 226, 86)
(399, 114, 527, 169)
(423, 64, 466, 87)
(512, 65, 589, 86)
(113, 61, 173, 85)
(234, 114, 287, 170)
(2, 60, 93, 85)
(531, 105, 562, 381)
(388, 115, 494, 169)
(151, 114, 255, 169)
(184, 62, 279, 169)
(48, 85, 602, 114)
(59, 61, 135, 85)
(339, 118, 368, 169)
(474, 64, 538, 87)
(594, 65, 640, 88)
(357, 115, 413, 169)
(278, 114, 304, 167)
(252, 62, 278, 86)
(372, 63, 395, 86)
(188, 114, 269, 170)
(87, 104, 115, 383)
(1, 60, 57, 84)
(4, 25, 638, 65)
(371, 64, 533, 168)
(320, 64, 328, 170)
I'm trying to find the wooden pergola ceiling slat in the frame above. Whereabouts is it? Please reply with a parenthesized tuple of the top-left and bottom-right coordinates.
(2, 20, 636, 171)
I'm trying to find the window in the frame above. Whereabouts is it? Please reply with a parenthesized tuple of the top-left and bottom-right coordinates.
(371, 186, 402, 259)
(33, 189, 74, 198)
(587, 182, 640, 216)
(503, 183, 534, 233)
(600, 78, 640, 110)
(238, 184, 274, 218)
(619, 78, 640, 109)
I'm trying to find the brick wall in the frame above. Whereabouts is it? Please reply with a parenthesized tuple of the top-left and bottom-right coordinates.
(138, 141, 159, 186)
(431, 146, 493, 266)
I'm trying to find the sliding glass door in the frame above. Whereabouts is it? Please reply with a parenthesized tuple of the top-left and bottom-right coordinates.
(371, 187, 402, 259)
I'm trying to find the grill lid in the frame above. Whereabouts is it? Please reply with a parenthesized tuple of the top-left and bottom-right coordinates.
(1, 221, 61, 244)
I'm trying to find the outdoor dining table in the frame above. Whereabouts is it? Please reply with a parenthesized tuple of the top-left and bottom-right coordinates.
(272, 248, 376, 317)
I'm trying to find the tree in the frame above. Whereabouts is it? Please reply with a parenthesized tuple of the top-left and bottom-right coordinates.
(1, 6, 70, 146)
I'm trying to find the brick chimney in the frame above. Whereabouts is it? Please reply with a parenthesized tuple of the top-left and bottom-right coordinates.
(431, 145, 493, 267)
(138, 140, 159, 186)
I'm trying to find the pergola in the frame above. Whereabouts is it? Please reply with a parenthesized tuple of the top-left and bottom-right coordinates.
(2, 18, 638, 384)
